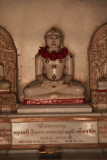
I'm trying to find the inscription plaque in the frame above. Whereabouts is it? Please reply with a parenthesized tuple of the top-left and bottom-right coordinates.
(12, 121, 98, 145)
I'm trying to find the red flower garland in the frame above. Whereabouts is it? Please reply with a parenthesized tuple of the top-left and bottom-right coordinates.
(38, 46, 68, 61)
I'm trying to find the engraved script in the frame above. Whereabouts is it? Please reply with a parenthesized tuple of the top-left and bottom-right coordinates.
(12, 121, 98, 145)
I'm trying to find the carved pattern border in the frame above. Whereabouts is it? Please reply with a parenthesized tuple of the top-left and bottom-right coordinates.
(92, 91, 107, 104)
(0, 93, 17, 112)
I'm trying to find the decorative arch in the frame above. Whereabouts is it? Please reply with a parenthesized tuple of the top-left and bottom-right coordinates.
(0, 26, 17, 92)
(89, 24, 107, 90)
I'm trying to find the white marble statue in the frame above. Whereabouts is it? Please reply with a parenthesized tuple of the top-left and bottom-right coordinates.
(24, 27, 85, 99)
(0, 62, 11, 93)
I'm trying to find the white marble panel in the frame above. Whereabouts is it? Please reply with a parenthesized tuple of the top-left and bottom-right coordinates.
(0, 122, 12, 144)
(17, 104, 92, 114)
(12, 121, 98, 145)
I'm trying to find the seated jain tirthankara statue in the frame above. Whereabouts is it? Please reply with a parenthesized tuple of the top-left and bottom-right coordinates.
(24, 27, 85, 104)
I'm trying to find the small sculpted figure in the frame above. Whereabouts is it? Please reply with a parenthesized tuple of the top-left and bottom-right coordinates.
(24, 27, 85, 100)
(103, 61, 107, 79)
(98, 61, 107, 91)
(0, 62, 11, 93)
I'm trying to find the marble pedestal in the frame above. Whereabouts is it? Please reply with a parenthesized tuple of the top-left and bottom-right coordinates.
(17, 104, 92, 114)
(0, 105, 107, 153)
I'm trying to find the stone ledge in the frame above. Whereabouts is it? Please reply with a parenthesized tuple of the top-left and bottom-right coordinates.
(17, 104, 92, 114)
(0, 148, 103, 154)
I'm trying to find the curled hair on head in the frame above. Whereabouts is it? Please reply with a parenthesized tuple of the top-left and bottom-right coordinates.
(44, 27, 64, 47)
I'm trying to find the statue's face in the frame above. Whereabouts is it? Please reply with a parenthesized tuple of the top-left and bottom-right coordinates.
(46, 31, 62, 49)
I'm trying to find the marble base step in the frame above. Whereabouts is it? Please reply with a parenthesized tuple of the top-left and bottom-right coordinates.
(17, 104, 92, 114)
(0, 112, 107, 149)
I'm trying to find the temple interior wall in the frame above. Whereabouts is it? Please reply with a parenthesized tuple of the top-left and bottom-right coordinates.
(0, 0, 107, 102)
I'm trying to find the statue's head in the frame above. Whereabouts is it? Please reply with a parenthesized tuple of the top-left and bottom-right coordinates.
(44, 27, 64, 48)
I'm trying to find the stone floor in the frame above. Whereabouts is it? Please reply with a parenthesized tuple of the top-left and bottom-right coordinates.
(0, 153, 107, 160)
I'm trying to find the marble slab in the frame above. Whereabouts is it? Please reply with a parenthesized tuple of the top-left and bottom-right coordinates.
(17, 104, 92, 114)
(0, 122, 12, 145)
(12, 121, 98, 145)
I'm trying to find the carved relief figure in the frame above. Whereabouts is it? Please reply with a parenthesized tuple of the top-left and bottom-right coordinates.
(0, 26, 17, 112)
(98, 60, 107, 91)
(5, 61, 16, 92)
(0, 62, 10, 93)
(103, 60, 107, 78)
(89, 24, 107, 110)
(0, 26, 17, 92)
(90, 24, 107, 90)
(24, 27, 85, 104)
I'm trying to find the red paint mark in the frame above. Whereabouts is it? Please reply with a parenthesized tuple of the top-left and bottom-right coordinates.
(0, 92, 10, 94)
(98, 89, 107, 92)
(24, 98, 85, 105)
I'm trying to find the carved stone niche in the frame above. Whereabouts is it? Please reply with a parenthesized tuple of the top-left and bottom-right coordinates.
(0, 26, 17, 112)
(89, 24, 107, 110)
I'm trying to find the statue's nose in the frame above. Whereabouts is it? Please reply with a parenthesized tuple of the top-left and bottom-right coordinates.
(52, 38, 55, 43)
